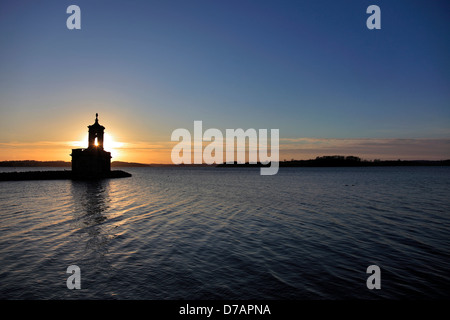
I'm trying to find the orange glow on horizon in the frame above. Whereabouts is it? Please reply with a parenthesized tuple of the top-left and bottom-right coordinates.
(1, 136, 450, 164)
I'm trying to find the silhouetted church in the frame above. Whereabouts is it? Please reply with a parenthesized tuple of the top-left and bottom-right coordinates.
(71, 113, 112, 178)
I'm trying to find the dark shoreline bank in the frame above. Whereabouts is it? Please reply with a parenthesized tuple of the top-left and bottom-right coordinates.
(0, 170, 132, 181)
(1, 157, 449, 171)
(218, 156, 450, 168)
(218, 160, 450, 168)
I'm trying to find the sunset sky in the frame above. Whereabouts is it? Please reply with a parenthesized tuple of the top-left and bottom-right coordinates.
(1, 0, 449, 164)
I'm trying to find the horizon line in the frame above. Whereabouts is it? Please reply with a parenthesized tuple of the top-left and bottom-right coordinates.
(2, 156, 450, 166)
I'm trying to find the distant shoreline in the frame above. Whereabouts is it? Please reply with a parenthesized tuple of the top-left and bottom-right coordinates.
(0, 160, 152, 167)
(1, 156, 450, 168)
(218, 157, 450, 168)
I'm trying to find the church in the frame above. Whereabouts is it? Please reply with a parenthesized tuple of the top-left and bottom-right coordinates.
(71, 113, 112, 179)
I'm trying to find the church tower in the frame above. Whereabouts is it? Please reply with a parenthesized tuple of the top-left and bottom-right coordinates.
(71, 114, 111, 179)
(88, 113, 105, 149)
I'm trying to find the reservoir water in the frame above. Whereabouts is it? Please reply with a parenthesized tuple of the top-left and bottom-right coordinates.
(0, 166, 449, 299)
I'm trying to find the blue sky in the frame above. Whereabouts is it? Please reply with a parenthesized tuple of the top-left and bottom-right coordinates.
(0, 0, 449, 162)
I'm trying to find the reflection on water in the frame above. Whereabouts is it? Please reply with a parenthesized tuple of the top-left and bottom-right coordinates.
(70, 180, 110, 226)
(69, 180, 117, 291)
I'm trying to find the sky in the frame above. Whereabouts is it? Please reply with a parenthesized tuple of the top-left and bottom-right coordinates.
(0, 0, 449, 163)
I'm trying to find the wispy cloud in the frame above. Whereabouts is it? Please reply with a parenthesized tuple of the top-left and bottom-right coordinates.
(115, 142, 172, 151)
(0, 141, 71, 148)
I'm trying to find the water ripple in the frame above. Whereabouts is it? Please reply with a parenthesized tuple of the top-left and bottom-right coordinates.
(0, 166, 449, 299)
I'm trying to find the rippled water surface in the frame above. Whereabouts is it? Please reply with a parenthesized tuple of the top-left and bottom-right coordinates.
(0, 166, 449, 299)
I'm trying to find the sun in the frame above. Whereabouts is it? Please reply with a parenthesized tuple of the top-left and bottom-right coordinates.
(72, 133, 124, 159)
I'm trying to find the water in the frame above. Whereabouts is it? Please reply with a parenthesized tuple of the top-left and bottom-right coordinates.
(0, 166, 449, 299)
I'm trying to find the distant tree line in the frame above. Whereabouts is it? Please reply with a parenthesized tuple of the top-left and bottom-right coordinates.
(0, 160, 70, 167)
(2, 156, 450, 168)
(0, 160, 151, 167)
(218, 155, 450, 167)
